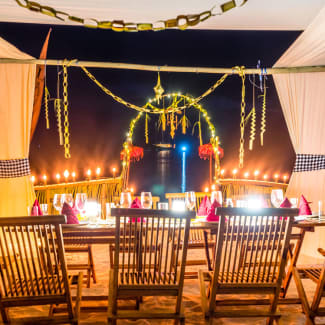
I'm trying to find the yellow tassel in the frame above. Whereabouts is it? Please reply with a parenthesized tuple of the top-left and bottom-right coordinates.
(145, 113, 149, 144)
(199, 114, 203, 146)
(170, 112, 175, 139)
(182, 113, 186, 134)
(44, 86, 50, 129)
(260, 78, 267, 146)
(162, 112, 166, 131)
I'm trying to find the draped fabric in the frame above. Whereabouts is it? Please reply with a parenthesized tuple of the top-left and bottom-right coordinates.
(273, 5, 325, 258)
(0, 37, 36, 216)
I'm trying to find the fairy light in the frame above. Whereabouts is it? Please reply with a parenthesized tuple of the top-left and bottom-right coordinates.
(112, 167, 116, 178)
(263, 174, 268, 180)
(96, 167, 101, 178)
(72, 171, 76, 181)
(130, 187, 134, 193)
(30, 175, 35, 183)
(220, 169, 225, 178)
(232, 168, 238, 179)
(211, 184, 216, 191)
(244, 172, 249, 178)
(43, 174, 47, 185)
(204, 187, 209, 193)
(274, 174, 279, 182)
(87, 169, 92, 180)
(56, 173, 61, 183)
(254, 170, 259, 180)
(63, 169, 69, 182)
(283, 175, 288, 182)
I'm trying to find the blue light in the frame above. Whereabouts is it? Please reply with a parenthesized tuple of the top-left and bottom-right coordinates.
(181, 146, 187, 152)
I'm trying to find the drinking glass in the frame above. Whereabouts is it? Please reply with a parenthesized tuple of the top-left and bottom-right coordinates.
(40, 204, 48, 215)
(141, 192, 152, 209)
(289, 197, 298, 208)
(75, 193, 87, 214)
(53, 194, 65, 213)
(211, 191, 223, 205)
(271, 189, 284, 208)
(120, 192, 132, 208)
(63, 193, 74, 207)
(185, 191, 196, 211)
(225, 198, 234, 207)
(158, 202, 169, 210)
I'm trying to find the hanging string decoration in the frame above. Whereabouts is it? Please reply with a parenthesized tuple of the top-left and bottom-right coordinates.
(260, 77, 267, 146)
(170, 112, 175, 139)
(238, 66, 246, 168)
(54, 98, 63, 145)
(249, 75, 256, 151)
(14, 0, 249, 32)
(62, 61, 71, 158)
(145, 113, 149, 144)
(44, 86, 50, 129)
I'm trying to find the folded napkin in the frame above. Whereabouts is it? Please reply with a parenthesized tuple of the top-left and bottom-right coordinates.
(206, 200, 221, 222)
(129, 197, 145, 223)
(299, 195, 312, 215)
(197, 195, 211, 216)
(61, 202, 79, 224)
(31, 199, 43, 216)
(280, 197, 292, 208)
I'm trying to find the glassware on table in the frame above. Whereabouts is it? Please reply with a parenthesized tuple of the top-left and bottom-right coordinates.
(63, 193, 74, 207)
(211, 191, 223, 205)
(105, 203, 116, 224)
(185, 191, 196, 211)
(75, 193, 87, 217)
(40, 204, 48, 215)
(270, 189, 284, 208)
(158, 202, 169, 210)
(289, 197, 298, 208)
(85, 200, 101, 225)
(53, 194, 65, 213)
(141, 192, 152, 209)
(120, 192, 132, 208)
(225, 198, 234, 207)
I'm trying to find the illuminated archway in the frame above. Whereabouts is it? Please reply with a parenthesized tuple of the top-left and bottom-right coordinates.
(120, 93, 222, 189)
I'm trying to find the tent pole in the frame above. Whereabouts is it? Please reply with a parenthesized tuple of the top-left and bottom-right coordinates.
(1, 58, 325, 75)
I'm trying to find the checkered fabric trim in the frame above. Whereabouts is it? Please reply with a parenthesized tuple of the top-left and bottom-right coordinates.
(293, 154, 325, 172)
(0, 158, 31, 178)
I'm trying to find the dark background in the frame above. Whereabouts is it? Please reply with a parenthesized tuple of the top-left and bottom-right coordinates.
(0, 23, 299, 194)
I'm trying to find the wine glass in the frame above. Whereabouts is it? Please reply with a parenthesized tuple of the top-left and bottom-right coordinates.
(211, 191, 223, 205)
(40, 204, 48, 215)
(141, 192, 152, 209)
(185, 191, 196, 211)
(120, 192, 132, 208)
(271, 189, 284, 208)
(63, 193, 74, 207)
(289, 197, 298, 208)
(75, 193, 87, 214)
(53, 194, 64, 213)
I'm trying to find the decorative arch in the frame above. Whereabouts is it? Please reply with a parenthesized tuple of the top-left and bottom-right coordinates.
(120, 93, 222, 189)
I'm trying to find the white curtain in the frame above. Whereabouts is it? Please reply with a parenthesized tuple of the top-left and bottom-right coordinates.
(273, 5, 325, 259)
(0, 37, 36, 216)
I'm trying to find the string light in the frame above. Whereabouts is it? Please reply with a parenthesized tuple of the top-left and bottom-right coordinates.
(254, 170, 259, 180)
(72, 171, 76, 181)
(87, 169, 92, 180)
(96, 167, 101, 178)
(56, 173, 61, 183)
(263, 174, 268, 180)
(30, 175, 35, 183)
(130, 187, 134, 193)
(232, 169, 238, 179)
(112, 167, 116, 178)
(244, 172, 249, 178)
(274, 174, 279, 182)
(43, 174, 47, 185)
(63, 169, 69, 181)
(211, 184, 216, 190)
(283, 175, 288, 182)
(220, 169, 225, 178)
(204, 187, 209, 193)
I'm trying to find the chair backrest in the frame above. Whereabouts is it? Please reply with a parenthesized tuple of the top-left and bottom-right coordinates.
(0, 215, 71, 305)
(111, 208, 194, 287)
(211, 207, 297, 288)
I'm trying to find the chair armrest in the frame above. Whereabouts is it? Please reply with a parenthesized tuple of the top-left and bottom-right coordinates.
(317, 248, 325, 257)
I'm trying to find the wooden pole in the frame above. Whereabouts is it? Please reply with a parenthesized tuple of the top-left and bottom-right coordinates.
(1, 58, 325, 75)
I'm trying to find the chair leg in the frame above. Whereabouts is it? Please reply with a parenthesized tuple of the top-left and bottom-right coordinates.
(88, 245, 96, 284)
(73, 272, 83, 325)
(0, 307, 10, 324)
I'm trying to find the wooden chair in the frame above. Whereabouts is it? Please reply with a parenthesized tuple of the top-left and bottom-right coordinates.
(293, 247, 325, 324)
(108, 208, 194, 324)
(0, 215, 82, 324)
(199, 207, 297, 324)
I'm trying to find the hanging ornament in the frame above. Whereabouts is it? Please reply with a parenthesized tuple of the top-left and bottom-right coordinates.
(260, 77, 267, 146)
(120, 145, 144, 162)
(170, 112, 175, 139)
(145, 113, 149, 144)
(249, 75, 256, 151)
(44, 86, 50, 129)
(153, 71, 164, 104)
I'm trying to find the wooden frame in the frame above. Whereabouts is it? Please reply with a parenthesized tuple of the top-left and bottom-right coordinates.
(199, 207, 298, 324)
(0, 215, 82, 324)
(293, 248, 325, 324)
(107, 208, 194, 324)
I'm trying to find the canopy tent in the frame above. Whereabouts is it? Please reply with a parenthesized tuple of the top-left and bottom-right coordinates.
(0, 0, 324, 31)
(0, 37, 36, 216)
(273, 5, 325, 259)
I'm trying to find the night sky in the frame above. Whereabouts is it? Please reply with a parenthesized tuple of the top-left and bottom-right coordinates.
(0, 22, 300, 194)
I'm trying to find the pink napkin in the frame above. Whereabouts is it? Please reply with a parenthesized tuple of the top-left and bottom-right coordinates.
(129, 197, 145, 223)
(31, 199, 43, 216)
(206, 200, 221, 222)
(280, 197, 292, 208)
(197, 195, 211, 216)
(61, 202, 79, 224)
(299, 195, 312, 215)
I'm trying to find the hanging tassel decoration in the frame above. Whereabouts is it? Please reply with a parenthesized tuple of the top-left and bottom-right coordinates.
(161, 111, 166, 131)
(153, 71, 164, 104)
(145, 113, 149, 144)
(170, 112, 175, 139)
(260, 77, 267, 146)
(182, 110, 187, 134)
(62, 61, 71, 158)
(44, 86, 50, 129)
(249, 76, 256, 150)
(238, 66, 246, 169)
(198, 113, 203, 146)
(54, 98, 63, 145)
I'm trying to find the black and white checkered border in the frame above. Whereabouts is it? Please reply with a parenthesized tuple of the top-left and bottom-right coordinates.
(0, 158, 31, 178)
(293, 154, 325, 172)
